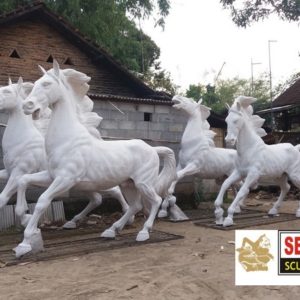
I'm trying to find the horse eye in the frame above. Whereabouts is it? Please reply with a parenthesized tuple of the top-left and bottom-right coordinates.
(3, 89, 11, 94)
(42, 82, 51, 87)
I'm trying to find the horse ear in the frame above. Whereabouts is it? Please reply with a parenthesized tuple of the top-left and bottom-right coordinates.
(16, 77, 23, 93)
(8, 77, 12, 85)
(53, 59, 60, 77)
(38, 65, 47, 75)
(225, 103, 230, 110)
(198, 98, 203, 104)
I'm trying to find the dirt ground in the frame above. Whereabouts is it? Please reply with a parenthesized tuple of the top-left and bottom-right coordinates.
(0, 195, 300, 300)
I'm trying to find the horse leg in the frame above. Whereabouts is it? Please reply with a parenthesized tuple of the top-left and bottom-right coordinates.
(223, 173, 259, 227)
(15, 171, 52, 227)
(0, 173, 18, 209)
(101, 183, 142, 239)
(158, 179, 177, 218)
(268, 174, 290, 216)
(63, 192, 103, 229)
(158, 163, 197, 218)
(14, 176, 76, 258)
(233, 181, 244, 213)
(135, 183, 162, 242)
(102, 186, 134, 224)
(214, 170, 242, 225)
(0, 169, 8, 181)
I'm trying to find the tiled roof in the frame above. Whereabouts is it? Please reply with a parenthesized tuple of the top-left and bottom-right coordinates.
(272, 78, 300, 107)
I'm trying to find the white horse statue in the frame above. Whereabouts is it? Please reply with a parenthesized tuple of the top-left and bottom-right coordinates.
(14, 60, 177, 257)
(0, 78, 46, 219)
(0, 78, 131, 229)
(215, 96, 300, 227)
(158, 95, 240, 221)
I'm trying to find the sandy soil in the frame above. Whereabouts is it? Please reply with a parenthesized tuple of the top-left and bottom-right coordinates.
(0, 196, 300, 300)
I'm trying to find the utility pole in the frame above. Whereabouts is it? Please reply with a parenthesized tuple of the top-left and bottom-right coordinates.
(250, 58, 261, 96)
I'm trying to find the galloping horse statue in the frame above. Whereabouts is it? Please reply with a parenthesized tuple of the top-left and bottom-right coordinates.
(0, 77, 131, 229)
(215, 96, 300, 227)
(158, 95, 240, 221)
(14, 60, 177, 257)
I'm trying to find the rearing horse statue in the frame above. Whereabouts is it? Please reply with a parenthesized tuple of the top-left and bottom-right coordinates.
(14, 60, 177, 257)
(158, 95, 241, 221)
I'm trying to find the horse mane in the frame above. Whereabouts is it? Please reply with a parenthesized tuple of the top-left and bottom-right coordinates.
(61, 68, 103, 139)
(202, 120, 216, 146)
(232, 96, 267, 138)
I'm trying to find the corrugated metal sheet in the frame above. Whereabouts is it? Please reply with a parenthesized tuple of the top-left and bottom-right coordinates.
(0, 201, 65, 231)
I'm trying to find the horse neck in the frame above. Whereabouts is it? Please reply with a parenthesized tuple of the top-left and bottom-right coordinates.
(5, 104, 34, 137)
(47, 93, 87, 140)
(236, 120, 265, 155)
(181, 112, 210, 149)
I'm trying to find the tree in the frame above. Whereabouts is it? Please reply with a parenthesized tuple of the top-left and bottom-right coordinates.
(220, 0, 300, 27)
(142, 68, 179, 94)
(185, 84, 203, 101)
(185, 74, 271, 113)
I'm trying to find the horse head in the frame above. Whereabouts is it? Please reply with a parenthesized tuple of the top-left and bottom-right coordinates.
(225, 96, 257, 146)
(23, 60, 91, 120)
(172, 95, 211, 123)
(0, 77, 33, 112)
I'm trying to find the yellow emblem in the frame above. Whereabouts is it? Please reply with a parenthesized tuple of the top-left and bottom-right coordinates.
(237, 234, 274, 272)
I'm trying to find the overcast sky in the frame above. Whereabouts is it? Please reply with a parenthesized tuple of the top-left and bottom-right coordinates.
(142, 0, 300, 92)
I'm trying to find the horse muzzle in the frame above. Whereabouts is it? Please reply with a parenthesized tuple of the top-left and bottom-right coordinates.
(225, 135, 237, 147)
(23, 97, 41, 120)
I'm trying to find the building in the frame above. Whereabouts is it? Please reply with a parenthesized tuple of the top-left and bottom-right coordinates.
(258, 78, 300, 145)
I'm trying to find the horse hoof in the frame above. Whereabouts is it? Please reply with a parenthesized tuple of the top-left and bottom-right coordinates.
(62, 220, 77, 229)
(296, 210, 300, 218)
(158, 209, 168, 218)
(215, 217, 224, 226)
(21, 214, 32, 227)
(268, 207, 278, 216)
(13, 243, 32, 258)
(136, 230, 149, 242)
(223, 217, 234, 227)
(100, 229, 116, 239)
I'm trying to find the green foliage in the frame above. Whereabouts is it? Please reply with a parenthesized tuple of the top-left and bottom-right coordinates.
(142, 68, 178, 94)
(185, 73, 271, 113)
(44, 0, 164, 74)
(220, 0, 300, 27)
(186, 84, 203, 101)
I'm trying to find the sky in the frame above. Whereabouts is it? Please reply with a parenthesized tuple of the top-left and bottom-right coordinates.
(141, 0, 300, 92)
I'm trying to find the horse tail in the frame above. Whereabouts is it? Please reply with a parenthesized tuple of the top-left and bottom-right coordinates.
(154, 147, 177, 196)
